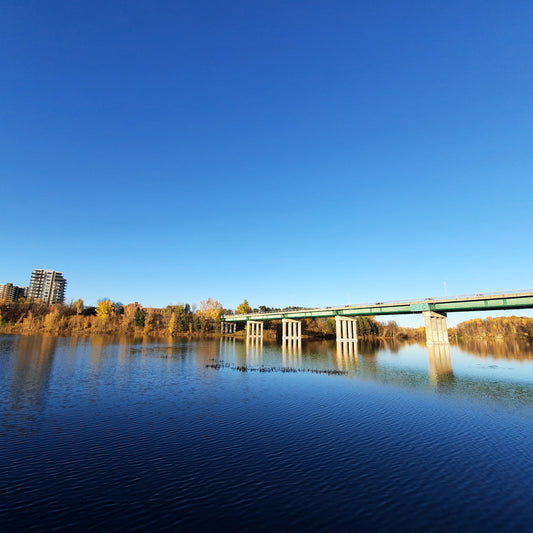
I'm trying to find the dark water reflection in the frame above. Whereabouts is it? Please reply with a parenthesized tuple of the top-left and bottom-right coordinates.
(1, 334, 532, 531)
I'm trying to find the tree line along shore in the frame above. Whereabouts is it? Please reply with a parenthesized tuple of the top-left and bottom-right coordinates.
(0, 298, 532, 341)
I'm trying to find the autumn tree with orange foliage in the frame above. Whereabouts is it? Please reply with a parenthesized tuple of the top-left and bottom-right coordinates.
(198, 298, 223, 321)
(457, 316, 533, 338)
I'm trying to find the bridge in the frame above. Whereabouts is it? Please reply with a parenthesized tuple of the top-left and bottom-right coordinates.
(221, 290, 533, 345)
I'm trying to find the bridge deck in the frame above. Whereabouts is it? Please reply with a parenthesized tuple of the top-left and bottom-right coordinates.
(222, 290, 533, 322)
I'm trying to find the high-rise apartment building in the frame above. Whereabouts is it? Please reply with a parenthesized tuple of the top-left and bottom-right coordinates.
(27, 269, 67, 304)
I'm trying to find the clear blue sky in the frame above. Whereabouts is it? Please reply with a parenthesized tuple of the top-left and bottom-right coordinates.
(2, 1, 532, 326)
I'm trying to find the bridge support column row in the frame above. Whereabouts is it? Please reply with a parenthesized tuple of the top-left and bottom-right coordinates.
(221, 322, 236, 334)
(282, 319, 301, 341)
(335, 316, 358, 342)
(423, 311, 449, 345)
(247, 320, 263, 339)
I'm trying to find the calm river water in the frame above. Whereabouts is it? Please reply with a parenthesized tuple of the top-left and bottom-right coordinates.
(1, 334, 533, 531)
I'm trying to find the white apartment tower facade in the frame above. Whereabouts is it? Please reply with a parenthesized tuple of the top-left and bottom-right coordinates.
(27, 269, 67, 304)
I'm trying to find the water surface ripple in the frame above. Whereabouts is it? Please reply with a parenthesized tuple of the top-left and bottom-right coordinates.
(1, 335, 532, 531)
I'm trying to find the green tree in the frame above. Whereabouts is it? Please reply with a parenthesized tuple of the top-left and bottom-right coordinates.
(356, 316, 379, 337)
(194, 313, 206, 332)
(134, 307, 146, 328)
(175, 305, 187, 332)
(165, 304, 191, 333)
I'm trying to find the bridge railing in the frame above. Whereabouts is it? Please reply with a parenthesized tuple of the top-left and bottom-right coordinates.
(337, 288, 533, 309)
(222, 289, 533, 319)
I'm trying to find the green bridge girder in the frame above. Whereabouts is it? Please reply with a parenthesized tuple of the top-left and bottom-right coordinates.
(222, 290, 533, 322)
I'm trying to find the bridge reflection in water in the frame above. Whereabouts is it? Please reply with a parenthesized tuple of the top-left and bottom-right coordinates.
(428, 344, 454, 386)
(281, 338, 302, 366)
(246, 337, 264, 366)
(334, 341, 359, 371)
(218, 338, 459, 385)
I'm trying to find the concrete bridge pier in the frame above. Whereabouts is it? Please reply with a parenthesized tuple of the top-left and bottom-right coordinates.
(422, 311, 449, 345)
(335, 316, 358, 342)
(282, 319, 302, 342)
(221, 322, 236, 335)
(247, 320, 263, 340)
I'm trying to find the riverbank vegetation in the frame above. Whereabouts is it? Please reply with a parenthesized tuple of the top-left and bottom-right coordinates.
(0, 299, 226, 338)
(1, 299, 531, 341)
(452, 316, 533, 340)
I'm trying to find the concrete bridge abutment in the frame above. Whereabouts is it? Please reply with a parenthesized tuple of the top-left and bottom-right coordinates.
(423, 311, 449, 345)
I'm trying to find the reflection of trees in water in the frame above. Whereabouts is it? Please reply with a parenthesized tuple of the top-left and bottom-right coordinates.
(358, 340, 380, 357)
(89, 335, 108, 365)
(117, 336, 133, 360)
(10, 335, 58, 413)
(357, 339, 423, 356)
(17, 335, 57, 360)
(456, 338, 533, 360)
(302, 340, 332, 358)
(233, 339, 249, 366)
(193, 339, 219, 365)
